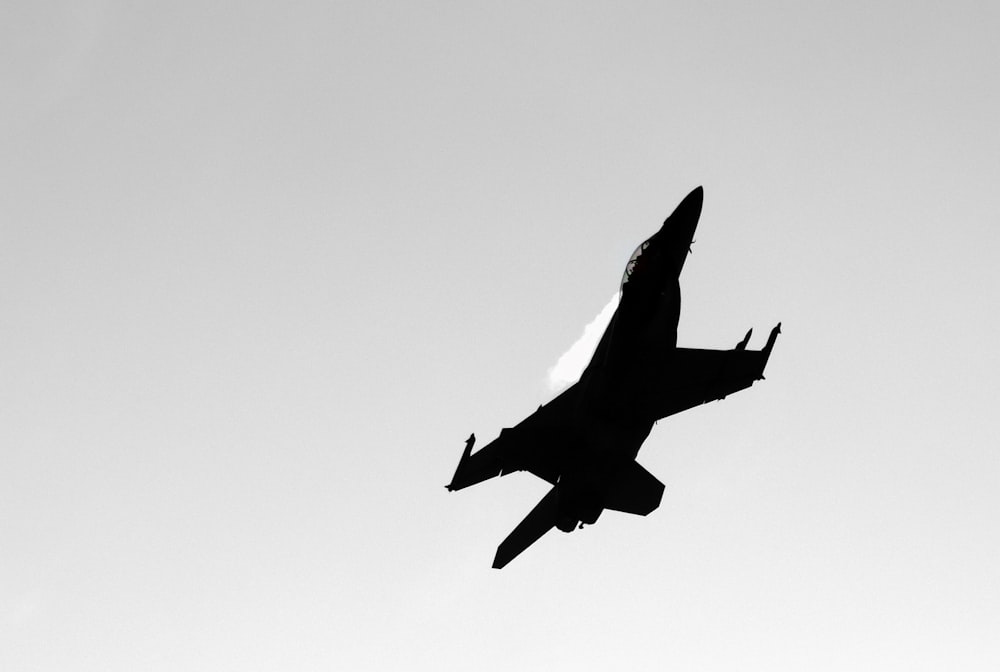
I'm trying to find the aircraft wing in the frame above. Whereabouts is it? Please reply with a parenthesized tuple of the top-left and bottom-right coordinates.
(446, 384, 580, 491)
(643, 323, 780, 420)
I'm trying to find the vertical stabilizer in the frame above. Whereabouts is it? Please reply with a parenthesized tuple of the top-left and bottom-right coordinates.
(492, 486, 560, 569)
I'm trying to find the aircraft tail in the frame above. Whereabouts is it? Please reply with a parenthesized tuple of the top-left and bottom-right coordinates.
(604, 461, 665, 516)
(492, 486, 560, 569)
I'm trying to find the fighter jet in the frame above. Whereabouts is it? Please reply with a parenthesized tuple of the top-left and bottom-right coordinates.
(447, 186, 780, 568)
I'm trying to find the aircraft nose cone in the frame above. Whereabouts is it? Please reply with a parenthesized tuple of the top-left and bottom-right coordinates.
(658, 186, 704, 237)
(653, 186, 703, 275)
(680, 185, 703, 217)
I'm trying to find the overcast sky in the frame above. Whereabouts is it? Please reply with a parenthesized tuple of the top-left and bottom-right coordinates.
(3, 2, 999, 670)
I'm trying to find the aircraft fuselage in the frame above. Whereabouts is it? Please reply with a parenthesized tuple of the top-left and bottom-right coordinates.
(555, 193, 697, 531)
(446, 186, 780, 568)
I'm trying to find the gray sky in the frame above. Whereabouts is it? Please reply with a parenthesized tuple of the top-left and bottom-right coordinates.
(3, 2, 999, 670)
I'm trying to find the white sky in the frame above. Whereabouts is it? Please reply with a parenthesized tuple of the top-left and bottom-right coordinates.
(547, 291, 618, 391)
(2, 2, 999, 670)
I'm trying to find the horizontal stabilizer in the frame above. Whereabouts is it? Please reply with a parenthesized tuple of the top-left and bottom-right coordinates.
(493, 486, 560, 569)
(604, 461, 665, 516)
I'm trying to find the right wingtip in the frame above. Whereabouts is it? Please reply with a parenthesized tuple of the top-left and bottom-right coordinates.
(767, 322, 781, 345)
(760, 322, 781, 373)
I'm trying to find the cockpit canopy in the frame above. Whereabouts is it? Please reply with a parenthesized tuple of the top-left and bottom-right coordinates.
(620, 239, 651, 292)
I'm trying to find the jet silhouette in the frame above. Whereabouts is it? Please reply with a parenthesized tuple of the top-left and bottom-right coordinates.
(447, 187, 780, 568)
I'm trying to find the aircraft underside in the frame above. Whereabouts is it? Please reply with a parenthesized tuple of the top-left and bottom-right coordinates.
(446, 186, 780, 568)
